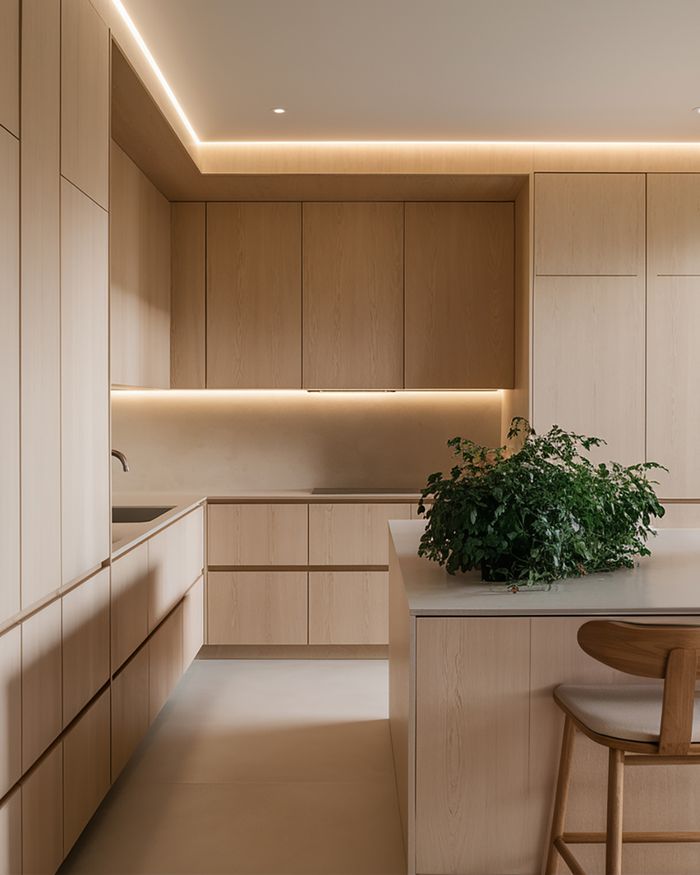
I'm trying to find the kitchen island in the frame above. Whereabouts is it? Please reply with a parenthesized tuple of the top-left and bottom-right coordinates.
(388, 521, 700, 875)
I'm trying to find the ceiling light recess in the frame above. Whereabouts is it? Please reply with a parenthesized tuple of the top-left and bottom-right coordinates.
(273, 107, 286, 114)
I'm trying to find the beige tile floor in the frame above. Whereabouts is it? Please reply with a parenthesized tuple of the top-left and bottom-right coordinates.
(59, 660, 405, 875)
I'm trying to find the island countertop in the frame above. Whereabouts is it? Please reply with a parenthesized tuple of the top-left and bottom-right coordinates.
(390, 520, 700, 617)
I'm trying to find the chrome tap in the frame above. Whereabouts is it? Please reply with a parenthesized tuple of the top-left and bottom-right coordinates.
(111, 449, 129, 472)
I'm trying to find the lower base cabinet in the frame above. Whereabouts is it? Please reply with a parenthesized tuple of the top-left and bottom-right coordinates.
(0, 788, 20, 875)
(149, 602, 183, 723)
(22, 743, 63, 875)
(183, 577, 204, 666)
(309, 571, 388, 644)
(111, 645, 149, 780)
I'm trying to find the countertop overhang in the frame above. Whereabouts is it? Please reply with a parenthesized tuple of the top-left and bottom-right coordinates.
(390, 520, 700, 617)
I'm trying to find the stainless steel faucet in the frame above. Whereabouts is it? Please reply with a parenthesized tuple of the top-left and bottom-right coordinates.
(111, 449, 129, 472)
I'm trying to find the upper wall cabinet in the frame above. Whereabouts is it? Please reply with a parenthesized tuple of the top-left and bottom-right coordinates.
(110, 142, 171, 388)
(648, 174, 700, 275)
(207, 202, 302, 388)
(303, 202, 403, 389)
(61, 0, 109, 208)
(0, 0, 19, 136)
(534, 173, 645, 276)
(171, 203, 206, 388)
(404, 202, 514, 389)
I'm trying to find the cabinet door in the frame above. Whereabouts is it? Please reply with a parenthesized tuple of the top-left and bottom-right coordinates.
(148, 510, 204, 632)
(111, 644, 149, 780)
(60, 178, 109, 585)
(171, 202, 205, 388)
(60, 0, 109, 207)
(183, 576, 204, 668)
(20, 0, 62, 609)
(0, 627, 21, 799)
(0, 787, 20, 875)
(207, 202, 301, 388)
(63, 688, 110, 854)
(62, 568, 110, 726)
(149, 603, 183, 723)
(308, 503, 412, 566)
(648, 174, 700, 276)
(303, 202, 403, 389)
(22, 600, 62, 771)
(0, 0, 19, 136)
(207, 572, 308, 645)
(309, 571, 388, 644)
(22, 743, 63, 875)
(110, 142, 171, 389)
(533, 276, 645, 466)
(534, 173, 645, 276)
(111, 541, 150, 672)
(207, 503, 307, 566)
(0, 127, 19, 624)
(404, 202, 514, 389)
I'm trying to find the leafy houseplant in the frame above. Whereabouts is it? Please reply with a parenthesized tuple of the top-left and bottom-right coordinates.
(417, 418, 666, 585)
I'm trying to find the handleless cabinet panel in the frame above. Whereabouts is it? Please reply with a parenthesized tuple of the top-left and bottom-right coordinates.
(309, 571, 388, 644)
(171, 202, 206, 388)
(61, 0, 109, 207)
(0, 0, 19, 136)
(0, 787, 20, 875)
(22, 743, 63, 875)
(535, 173, 644, 276)
(60, 179, 109, 585)
(22, 599, 62, 771)
(0, 128, 19, 624)
(309, 503, 411, 566)
(303, 202, 403, 389)
(183, 576, 204, 668)
(207, 202, 301, 388)
(20, 0, 62, 609)
(63, 688, 110, 854)
(533, 276, 645, 466)
(62, 568, 110, 726)
(207, 572, 308, 645)
(111, 644, 149, 780)
(648, 174, 700, 276)
(148, 508, 204, 631)
(111, 541, 150, 672)
(404, 202, 514, 389)
(208, 503, 308, 566)
(149, 603, 183, 723)
(0, 627, 21, 799)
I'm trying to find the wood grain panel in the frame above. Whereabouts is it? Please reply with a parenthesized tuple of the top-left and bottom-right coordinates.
(62, 568, 110, 726)
(404, 202, 514, 389)
(415, 617, 531, 875)
(309, 571, 388, 644)
(60, 179, 109, 585)
(22, 743, 63, 875)
(0, 128, 19, 624)
(0, 787, 20, 875)
(22, 599, 62, 771)
(0, 0, 19, 136)
(648, 174, 700, 276)
(111, 644, 149, 779)
(110, 141, 171, 388)
(647, 276, 700, 497)
(111, 541, 150, 672)
(148, 603, 183, 723)
(534, 173, 645, 276)
(207, 503, 308, 566)
(303, 202, 403, 389)
(171, 202, 206, 388)
(0, 627, 21, 799)
(61, 0, 109, 207)
(148, 509, 204, 632)
(308, 503, 411, 566)
(20, 0, 62, 609)
(533, 276, 645, 466)
(207, 572, 308, 645)
(183, 576, 204, 668)
(207, 202, 301, 387)
(63, 688, 111, 854)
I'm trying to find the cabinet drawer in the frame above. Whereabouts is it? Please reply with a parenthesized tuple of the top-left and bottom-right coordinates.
(309, 571, 388, 645)
(0, 627, 20, 799)
(208, 503, 307, 566)
(112, 644, 149, 779)
(0, 786, 20, 875)
(308, 503, 411, 565)
(62, 567, 110, 725)
(148, 508, 204, 631)
(183, 576, 204, 668)
(111, 540, 149, 672)
(207, 571, 308, 644)
(22, 599, 62, 770)
(22, 743, 63, 875)
(149, 602, 183, 723)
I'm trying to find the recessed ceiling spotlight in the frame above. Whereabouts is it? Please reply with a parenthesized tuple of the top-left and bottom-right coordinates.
(273, 107, 286, 114)
(693, 107, 700, 114)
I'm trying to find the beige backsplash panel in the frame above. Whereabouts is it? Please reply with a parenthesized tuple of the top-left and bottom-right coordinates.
(111, 390, 501, 493)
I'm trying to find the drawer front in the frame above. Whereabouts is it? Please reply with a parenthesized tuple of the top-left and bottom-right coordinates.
(207, 571, 308, 644)
(309, 571, 388, 645)
(148, 508, 205, 631)
(112, 644, 149, 779)
(22, 599, 62, 771)
(183, 576, 204, 668)
(111, 540, 149, 672)
(0, 787, 20, 875)
(0, 627, 21, 799)
(207, 503, 308, 566)
(149, 602, 183, 723)
(21, 743, 63, 875)
(62, 567, 110, 725)
(308, 503, 411, 565)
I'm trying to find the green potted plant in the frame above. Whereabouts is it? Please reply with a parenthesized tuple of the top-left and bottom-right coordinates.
(417, 418, 665, 585)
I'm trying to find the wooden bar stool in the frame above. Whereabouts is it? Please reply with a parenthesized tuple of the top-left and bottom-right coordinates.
(544, 620, 700, 875)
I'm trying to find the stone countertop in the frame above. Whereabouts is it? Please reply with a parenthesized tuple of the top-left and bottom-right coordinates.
(390, 520, 700, 617)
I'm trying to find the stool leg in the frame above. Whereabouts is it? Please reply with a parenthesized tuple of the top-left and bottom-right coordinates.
(605, 748, 624, 875)
(545, 716, 576, 875)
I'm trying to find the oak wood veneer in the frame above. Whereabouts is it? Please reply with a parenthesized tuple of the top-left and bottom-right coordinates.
(0, 627, 21, 800)
(21, 743, 63, 875)
(148, 603, 183, 723)
(208, 503, 308, 566)
(0, 0, 19, 137)
(309, 571, 388, 645)
(308, 503, 411, 566)
(111, 540, 150, 673)
(171, 202, 206, 388)
(22, 598, 62, 772)
(0, 787, 20, 875)
(183, 576, 205, 667)
(111, 644, 149, 779)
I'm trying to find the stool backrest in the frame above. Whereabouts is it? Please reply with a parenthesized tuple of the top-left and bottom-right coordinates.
(578, 621, 700, 755)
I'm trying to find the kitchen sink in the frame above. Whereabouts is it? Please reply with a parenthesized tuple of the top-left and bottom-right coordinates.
(112, 506, 174, 523)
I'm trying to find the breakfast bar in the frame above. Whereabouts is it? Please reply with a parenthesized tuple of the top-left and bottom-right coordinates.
(388, 521, 700, 875)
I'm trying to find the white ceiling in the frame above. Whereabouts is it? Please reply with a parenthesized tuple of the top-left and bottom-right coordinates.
(125, 0, 700, 142)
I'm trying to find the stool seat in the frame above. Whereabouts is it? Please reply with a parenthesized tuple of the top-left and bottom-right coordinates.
(555, 682, 700, 743)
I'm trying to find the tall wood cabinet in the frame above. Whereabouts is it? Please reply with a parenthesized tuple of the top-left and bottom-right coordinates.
(0, 0, 19, 137)
(171, 202, 206, 388)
